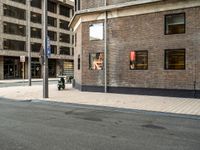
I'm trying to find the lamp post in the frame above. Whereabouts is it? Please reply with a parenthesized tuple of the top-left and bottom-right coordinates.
(43, 0, 49, 98)
(27, 0, 31, 86)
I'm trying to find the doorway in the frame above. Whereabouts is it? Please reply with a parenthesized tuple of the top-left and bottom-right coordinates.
(31, 59, 41, 78)
(4, 57, 22, 79)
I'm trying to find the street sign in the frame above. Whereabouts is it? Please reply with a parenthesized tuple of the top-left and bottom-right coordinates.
(47, 36, 51, 57)
(20, 56, 25, 62)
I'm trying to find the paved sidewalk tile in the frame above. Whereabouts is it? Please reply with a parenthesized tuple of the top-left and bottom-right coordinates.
(0, 84, 200, 116)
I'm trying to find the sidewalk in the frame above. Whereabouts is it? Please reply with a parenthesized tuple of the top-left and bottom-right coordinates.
(0, 78, 57, 84)
(0, 82, 200, 116)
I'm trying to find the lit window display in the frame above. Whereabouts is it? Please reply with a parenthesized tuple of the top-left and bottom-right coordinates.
(89, 52, 104, 70)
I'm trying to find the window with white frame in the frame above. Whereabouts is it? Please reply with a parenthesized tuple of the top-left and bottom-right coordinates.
(89, 23, 104, 41)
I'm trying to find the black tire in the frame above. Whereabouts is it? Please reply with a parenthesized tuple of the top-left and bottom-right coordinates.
(58, 87, 61, 90)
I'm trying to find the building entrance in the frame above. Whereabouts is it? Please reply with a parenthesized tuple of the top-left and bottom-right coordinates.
(31, 59, 41, 78)
(4, 57, 22, 79)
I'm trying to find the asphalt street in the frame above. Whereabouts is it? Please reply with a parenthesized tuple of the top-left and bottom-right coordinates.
(0, 98, 200, 150)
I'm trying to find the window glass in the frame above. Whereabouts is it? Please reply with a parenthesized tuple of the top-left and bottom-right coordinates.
(78, 55, 80, 70)
(4, 39, 25, 51)
(89, 23, 103, 40)
(59, 19, 69, 30)
(75, 0, 80, 11)
(89, 53, 104, 70)
(165, 49, 185, 70)
(51, 45, 57, 54)
(31, 0, 41, 9)
(31, 43, 41, 52)
(31, 27, 41, 39)
(31, 12, 41, 24)
(4, 22, 26, 36)
(60, 47, 70, 55)
(48, 31, 57, 41)
(4, 4, 26, 20)
(130, 51, 148, 70)
(48, 16, 57, 27)
(59, 5, 70, 17)
(59, 33, 70, 43)
(48, 1, 57, 13)
(11, 0, 26, 4)
(165, 13, 185, 34)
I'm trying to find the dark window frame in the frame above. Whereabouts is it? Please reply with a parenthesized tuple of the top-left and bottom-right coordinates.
(75, 0, 80, 11)
(3, 39, 25, 51)
(130, 50, 148, 70)
(78, 55, 80, 70)
(164, 13, 186, 35)
(31, 27, 42, 39)
(59, 5, 70, 17)
(31, 12, 41, 24)
(31, 0, 41, 9)
(11, 0, 26, 4)
(48, 1, 57, 13)
(48, 16, 57, 27)
(3, 22, 26, 36)
(59, 33, 70, 43)
(3, 4, 26, 20)
(164, 49, 186, 70)
(60, 46, 70, 55)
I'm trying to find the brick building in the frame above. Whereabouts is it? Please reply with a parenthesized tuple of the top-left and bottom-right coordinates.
(0, 0, 74, 80)
(70, 0, 200, 97)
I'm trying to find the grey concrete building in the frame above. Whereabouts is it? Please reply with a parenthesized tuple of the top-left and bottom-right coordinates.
(0, 0, 74, 80)
(70, 0, 200, 98)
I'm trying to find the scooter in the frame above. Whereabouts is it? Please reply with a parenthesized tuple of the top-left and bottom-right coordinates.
(57, 76, 65, 90)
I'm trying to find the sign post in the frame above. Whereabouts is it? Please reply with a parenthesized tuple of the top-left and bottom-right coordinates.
(20, 56, 25, 84)
(43, 0, 49, 98)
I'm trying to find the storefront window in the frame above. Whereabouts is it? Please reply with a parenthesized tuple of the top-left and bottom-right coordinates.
(89, 23, 103, 41)
(165, 49, 185, 70)
(130, 51, 148, 70)
(89, 52, 104, 70)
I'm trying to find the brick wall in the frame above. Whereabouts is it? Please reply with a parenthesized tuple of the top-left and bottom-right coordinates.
(80, 0, 159, 10)
(81, 0, 104, 10)
(78, 7, 200, 90)
(107, 0, 135, 5)
(74, 24, 83, 85)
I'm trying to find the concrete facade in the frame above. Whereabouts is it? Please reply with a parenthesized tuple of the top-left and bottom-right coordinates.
(72, 0, 200, 97)
(0, 0, 74, 79)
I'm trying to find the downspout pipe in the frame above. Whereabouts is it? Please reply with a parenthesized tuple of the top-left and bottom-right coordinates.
(104, 0, 108, 93)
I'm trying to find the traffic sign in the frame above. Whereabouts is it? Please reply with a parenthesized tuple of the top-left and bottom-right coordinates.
(20, 56, 25, 62)
(47, 36, 51, 57)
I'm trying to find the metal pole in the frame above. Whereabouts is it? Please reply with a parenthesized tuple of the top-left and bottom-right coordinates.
(27, 0, 31, 86)
(104, 0, 107, 93)
(43, 0, 49, 98)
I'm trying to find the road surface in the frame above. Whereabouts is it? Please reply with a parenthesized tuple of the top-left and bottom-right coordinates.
(0, 98, 199, 150)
